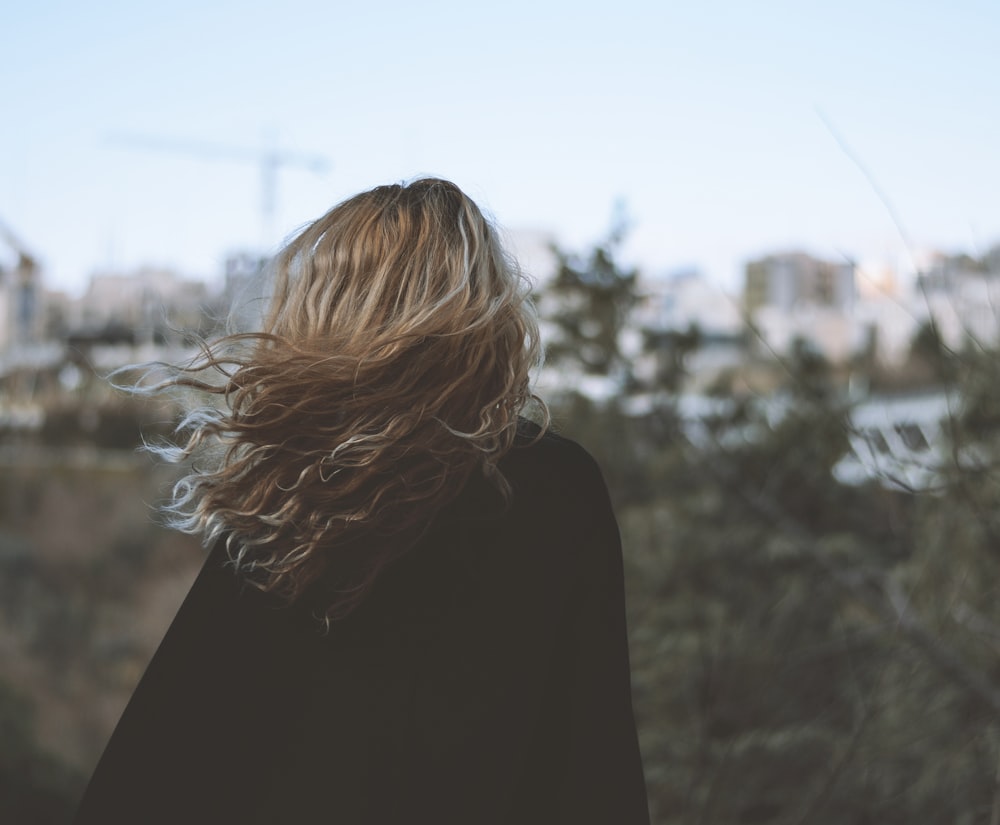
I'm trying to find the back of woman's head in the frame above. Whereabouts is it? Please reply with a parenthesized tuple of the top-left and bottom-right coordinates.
(157, 178, 545, 622)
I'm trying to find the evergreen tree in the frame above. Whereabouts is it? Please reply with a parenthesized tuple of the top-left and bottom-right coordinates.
(543, 214, 638, 381)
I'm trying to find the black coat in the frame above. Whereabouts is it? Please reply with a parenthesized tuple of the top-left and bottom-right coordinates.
(74, 430, 650, 824)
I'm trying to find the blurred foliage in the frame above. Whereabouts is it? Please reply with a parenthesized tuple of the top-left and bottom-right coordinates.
(544, 217, 638, 379)
(544, 234, 1000, 823)
(36, 400, 173, 450)
(0, 460, 204, 820)
(0, 680, 83, 825)
(4, 226, 1000, 823)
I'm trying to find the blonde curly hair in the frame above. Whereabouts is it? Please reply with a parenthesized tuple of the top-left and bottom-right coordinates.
(152, 178, 546, 621)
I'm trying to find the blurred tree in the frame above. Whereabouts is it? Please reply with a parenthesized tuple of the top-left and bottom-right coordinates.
(0, 681, 83, 824)
(640, 323, 702, 395)
(543, 213, 639, 381)
(906, 320, 957, 384)
(541, 223, 1000, 823)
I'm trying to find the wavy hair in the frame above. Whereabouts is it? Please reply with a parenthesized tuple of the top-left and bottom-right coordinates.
(149, 178, 547, 622)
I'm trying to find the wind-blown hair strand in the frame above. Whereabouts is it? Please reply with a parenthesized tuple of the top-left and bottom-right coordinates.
(145, 178, 546, 622)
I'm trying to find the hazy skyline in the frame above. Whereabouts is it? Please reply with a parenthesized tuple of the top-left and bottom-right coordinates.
(4, 0, 998, 295)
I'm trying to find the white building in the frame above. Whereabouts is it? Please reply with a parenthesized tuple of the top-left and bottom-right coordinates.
(743, 251, 857, 362)
(0, 223, 44, 353)
(910, 252, 1000, 351)
(834, 390, 958, 490)
(852, 250, 1000, 368)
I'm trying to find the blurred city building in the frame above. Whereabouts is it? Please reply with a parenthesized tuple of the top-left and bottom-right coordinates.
(0, 224, 998, 411)
(0, 220, 44, 352)
(73, 266, 215, 345)
(744, 251, 857, 363)
(910, 248, 1000, 351)
(745, 251, 856, 315)
(630, 267, 745, 392)
(848, 246, 1000, 370)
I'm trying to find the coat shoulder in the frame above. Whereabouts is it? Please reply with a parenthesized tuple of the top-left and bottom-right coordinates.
(504, 423, 608, 492)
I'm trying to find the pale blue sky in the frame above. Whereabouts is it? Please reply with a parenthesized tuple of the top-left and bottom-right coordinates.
(3, 0, 998, 294)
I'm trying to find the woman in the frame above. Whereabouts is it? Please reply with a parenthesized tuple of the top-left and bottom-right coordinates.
(74, 178, 649, 824)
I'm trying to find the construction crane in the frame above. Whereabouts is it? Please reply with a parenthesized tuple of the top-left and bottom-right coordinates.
(106, 132, 331, 246)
